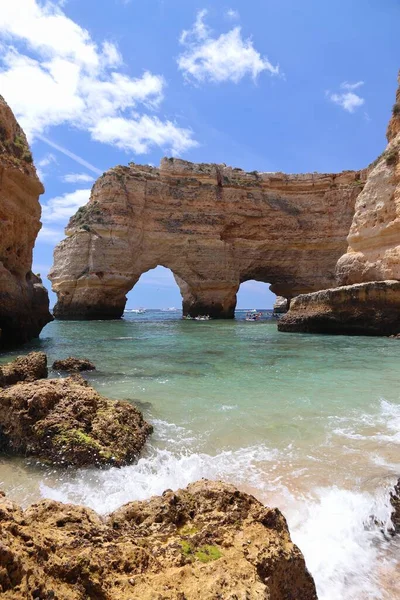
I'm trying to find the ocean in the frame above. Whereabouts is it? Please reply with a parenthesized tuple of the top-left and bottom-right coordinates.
(0, 309, 399, 599)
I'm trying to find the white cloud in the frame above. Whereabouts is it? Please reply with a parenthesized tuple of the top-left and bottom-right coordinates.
(42, 188, 91, 223)
(36, 152, 57, 180)
(36, 225, 64, 244)
(327, 81, 365, 113)
(62, 173, 95, 183)
(0, 0, 196, 155)
(178, 9, 279, 84)
(226, 9, 239, 20)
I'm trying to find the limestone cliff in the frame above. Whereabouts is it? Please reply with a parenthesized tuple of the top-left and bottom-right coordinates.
(0, 96, 52, 347)
(0, 480, 317, 599)
(279, 71, 400, 335)
(50, 160, 366, 319)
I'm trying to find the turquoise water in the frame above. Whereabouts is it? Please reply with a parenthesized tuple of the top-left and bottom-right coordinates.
(0, 310, 399, 599)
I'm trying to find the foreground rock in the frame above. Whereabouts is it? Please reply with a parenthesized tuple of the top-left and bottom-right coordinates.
(52, 357, 96, 372)
(49, 156, 366, 319)
(390, 478, 400, 533)
(0, 96, 52, 348)
(0, 352, 47, 386)
(278, 280, 400, 335)
(0, 376, 152, 467)
(281, 71, 400, 336)
(0, 480, 317, 599)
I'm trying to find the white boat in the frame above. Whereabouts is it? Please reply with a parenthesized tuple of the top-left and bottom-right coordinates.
(194, 315, 211, 321)
(245, 311, 262, 321)
(131, 308, 146, 314)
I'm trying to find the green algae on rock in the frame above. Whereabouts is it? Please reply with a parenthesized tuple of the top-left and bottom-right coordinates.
(0, 480, 318, 600)
(0, 375, 152, 467)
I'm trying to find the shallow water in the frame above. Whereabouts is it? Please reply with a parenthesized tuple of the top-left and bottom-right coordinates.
(0, 309, 399, 599)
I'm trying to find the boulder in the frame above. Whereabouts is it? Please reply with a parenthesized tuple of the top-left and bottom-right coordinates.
(0, 352, 48, 386)
(0, 480, 318, 599)
(52, 357, 96, 372)
(0, 376, 152, 467)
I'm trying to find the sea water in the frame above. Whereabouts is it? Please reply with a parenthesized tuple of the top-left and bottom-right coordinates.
(0, 310, 399, 599)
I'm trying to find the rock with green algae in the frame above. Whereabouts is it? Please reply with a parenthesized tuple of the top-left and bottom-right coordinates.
(0, 480, 318, 600)
(0, 375, 152, 467)
(52, 356, 96, 372)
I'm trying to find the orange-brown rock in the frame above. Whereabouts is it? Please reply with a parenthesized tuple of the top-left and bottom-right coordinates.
(0, 96, 52, 347)
(0, 480, 318, 599)
(52, 357, 96, 372)
(49, 160, 366, 319)
(0, 351, 48, 387)
(0, 375, 152, 467)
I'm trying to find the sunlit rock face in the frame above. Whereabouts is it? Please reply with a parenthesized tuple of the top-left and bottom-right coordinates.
(50, 158, 365, 319)
(0, 96, 52, 347)
(279, 71, 400, 336)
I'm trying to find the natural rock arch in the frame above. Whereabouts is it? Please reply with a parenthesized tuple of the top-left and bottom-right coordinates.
(50, 159, 367, 319)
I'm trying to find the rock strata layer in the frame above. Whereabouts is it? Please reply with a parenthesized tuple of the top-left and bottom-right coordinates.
(0, 480, 317, 599)
(0, 374, 152, 467)
(280, 71, 400, 335)
(278, 280, 400, 335)
(50, 159, 366, 319)
(0, 96, 52, 347)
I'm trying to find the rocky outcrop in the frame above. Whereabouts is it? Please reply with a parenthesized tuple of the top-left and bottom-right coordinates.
(280, 71, 400, 335)
(273, 296, 288, 314)
(49, 160, 366, 319)
(390, 478, 400, 533)
(0, 351, 47, 386)
(278, 280, 400, 335)
(0, 375, 152, 467)
(0, 480, 317, 599)
(0, 96, 52, 347)
(52, 357, 96, 372)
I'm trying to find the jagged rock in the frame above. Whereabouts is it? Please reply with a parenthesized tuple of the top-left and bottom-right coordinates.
(390, 478, 400, 533)
(0, 376, 152, 467)
(0, 96, 52, 348)
(280, 72, 400, 336)
(278, 280, 400, 335)
(0, 480, 318, 599)
(52, 357, 96, 372)
(273, 296, 288, 314)
(0, 352, 48, 387)
(49, 159, 366, 319)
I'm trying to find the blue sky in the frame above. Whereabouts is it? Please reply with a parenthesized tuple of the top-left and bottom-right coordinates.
(0, 0, 398, 309)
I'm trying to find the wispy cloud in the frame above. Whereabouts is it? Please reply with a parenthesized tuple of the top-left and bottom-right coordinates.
(177, 9, 279, 84)
(226, 9, 239, 20)
(36, 135, 103, 175)
(327, 81, 365, 113)
(62, 172, 95, 184)
(36, 152, 57, 180)
(42, 188, 91, 223)
(0, 0, 197, 155)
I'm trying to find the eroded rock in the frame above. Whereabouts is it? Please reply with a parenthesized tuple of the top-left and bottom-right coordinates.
(0, 376, 152, 467)
(0, 480, 317, 599)
(390, 478, 400, 533)
(52, 357, 96, 372)
(0, 352, 48, 386)
(49, 158, 366, 319)
(0, 96, 52, 348)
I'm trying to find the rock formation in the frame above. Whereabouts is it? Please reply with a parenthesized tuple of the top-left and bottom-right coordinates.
(391, 477, 400, 533)
(52, 357, 96, 372)
(0, 96, 52, 347)
(279, 71, 400, 335)
(0, 480, 318, 599)
(50, 161, 366, 319)
(0, 363, 152, 467)
(273, 296, 288, 314)
(0, 351, 48, 386)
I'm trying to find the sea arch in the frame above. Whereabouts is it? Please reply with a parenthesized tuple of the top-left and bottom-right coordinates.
(49, 158, 367, 319)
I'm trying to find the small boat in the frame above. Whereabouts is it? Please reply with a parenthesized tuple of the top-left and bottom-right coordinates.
(245, 311, 262, 321)
(131, 308, 146, 314)
(194, 315, 211, 321)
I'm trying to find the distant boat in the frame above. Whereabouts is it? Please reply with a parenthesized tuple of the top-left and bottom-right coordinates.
(194, 315, 211, 321)
(245, 311, 262, 321)
(162, 307, 179, 312)
(131, 308, 146, 314)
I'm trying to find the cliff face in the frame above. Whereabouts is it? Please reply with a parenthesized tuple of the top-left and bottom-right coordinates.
(0, 480, 318, 599)
(336, 73, 400, 286)
(50, 159, 366, 319)
(0, 97, 52, 347)
(279, 72, 400, 335)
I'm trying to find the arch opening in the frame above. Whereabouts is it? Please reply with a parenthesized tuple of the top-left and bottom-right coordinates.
(236, 280, 279, 316)
(126, 266, 183, 312)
